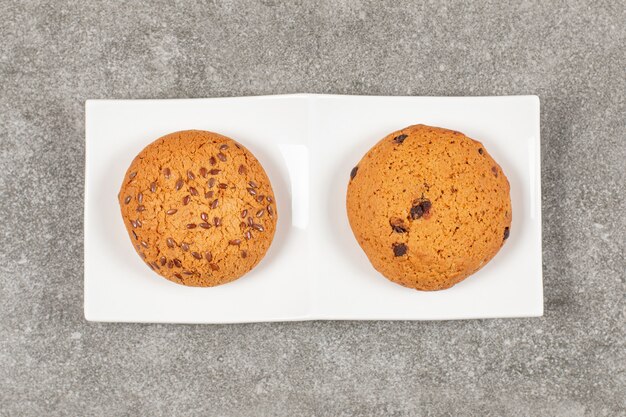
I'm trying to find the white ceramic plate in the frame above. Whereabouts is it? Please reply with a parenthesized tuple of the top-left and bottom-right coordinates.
(85, 94, 542, 323)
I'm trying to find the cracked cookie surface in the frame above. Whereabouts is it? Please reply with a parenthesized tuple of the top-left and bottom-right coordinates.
(119, 130, 277, 287)
(346, 124, 511, 291)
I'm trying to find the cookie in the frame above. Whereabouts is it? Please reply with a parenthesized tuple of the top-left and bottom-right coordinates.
(346, 124, 512, 291)
(118, 130, 277, 287)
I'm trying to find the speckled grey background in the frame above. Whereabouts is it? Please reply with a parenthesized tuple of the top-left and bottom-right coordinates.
(1, 1, 624, 416)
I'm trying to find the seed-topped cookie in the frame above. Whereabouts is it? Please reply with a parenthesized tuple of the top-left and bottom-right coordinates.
(118, 130, 277, 287)
(346, 124, 511, 291)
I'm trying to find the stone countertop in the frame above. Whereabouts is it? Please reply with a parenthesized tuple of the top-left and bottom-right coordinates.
(1, 1, 624, 416)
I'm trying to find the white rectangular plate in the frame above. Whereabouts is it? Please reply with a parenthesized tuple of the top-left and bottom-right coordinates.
(85, 94, 542, 323)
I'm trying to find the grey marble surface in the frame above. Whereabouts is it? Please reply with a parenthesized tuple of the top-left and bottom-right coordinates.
(1, 1, 625, 416)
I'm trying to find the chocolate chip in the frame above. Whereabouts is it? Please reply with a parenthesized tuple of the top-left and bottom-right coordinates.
(410, 199, 432, 220)
(350, 166, 358, 180)
(492, 166, 498, 177)
(392, 243, 407, 257)
(390, 217, 407, 233)
(504, 227, 510, 240)
(478, 148, 484, 155)
(393, 134, 408, 144)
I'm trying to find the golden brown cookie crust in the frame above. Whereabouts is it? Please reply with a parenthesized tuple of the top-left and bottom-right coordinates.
(346, 125, 512, 291)
(119, 130, 277, 287)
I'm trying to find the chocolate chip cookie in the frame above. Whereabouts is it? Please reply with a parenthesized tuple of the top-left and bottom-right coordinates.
(119, 130, 277, 287)
(346, 124, 511, 290)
